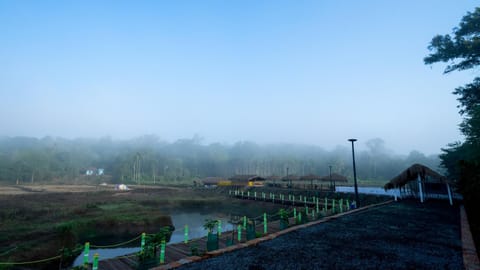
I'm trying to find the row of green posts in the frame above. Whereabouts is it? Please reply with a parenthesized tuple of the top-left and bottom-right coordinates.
(80, 192, 353, 268)
(229, 189, 352, 213)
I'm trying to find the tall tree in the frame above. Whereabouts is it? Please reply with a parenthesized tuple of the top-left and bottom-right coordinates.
(425, 7, 480, 254)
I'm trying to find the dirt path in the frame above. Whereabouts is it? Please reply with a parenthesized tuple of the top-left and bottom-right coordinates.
(176, 200, 463, 270)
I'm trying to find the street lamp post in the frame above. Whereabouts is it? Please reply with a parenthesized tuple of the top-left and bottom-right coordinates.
(329, 165, 333, 191)
(348, 139, 359, 206)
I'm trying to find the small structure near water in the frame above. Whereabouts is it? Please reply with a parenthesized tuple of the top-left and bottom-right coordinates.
(384, 163, 456, 205)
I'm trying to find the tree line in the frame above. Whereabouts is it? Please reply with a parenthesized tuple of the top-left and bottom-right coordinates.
(0, 135, 440, 185)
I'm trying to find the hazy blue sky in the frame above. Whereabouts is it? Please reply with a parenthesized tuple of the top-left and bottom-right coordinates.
(0, 1, 477, 154)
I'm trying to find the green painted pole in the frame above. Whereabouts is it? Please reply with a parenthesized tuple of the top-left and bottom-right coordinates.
(293, 208, 297, 219)
(254, 191, 257, 200)
(92, 253, 99, 270)
(332, 199, 336, 214)
(346, 199, 350, 211)
(312, 209, 315, 219)
(263, 192, 265, 201)
(324, 197, 328, 212)
(263, 213, 267, 234)
(292, 195, 295, 206)
(298, 212, 302, 223)
(272, 193, 275, 203)
(160, 240, 166, 264)
(237, 225, 242, 242)
(339, 199, 343, 213)
(247, 191, 250, 198)
(243, 216, 247, 230)
(83, 242, 90, 266)
(218, 220, 222, 236)
(184, 225, 189, 243)
(306, 206, 309, 215)
(141, 232, 146, 253)
(316, 197, 319, 213)
(304, 197, 307, 206)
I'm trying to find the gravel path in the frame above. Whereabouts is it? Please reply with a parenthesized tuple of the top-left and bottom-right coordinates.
(178, 200, 463, 270)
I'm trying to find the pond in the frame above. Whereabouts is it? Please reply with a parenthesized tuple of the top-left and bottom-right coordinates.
(72, 212, 235, 266)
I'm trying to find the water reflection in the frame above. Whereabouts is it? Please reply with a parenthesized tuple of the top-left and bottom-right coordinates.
(72, 212, 233, 266)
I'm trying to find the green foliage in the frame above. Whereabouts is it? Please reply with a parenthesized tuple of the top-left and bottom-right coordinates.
(425, 7, 480, 251)
(203, 219, 219, 234)
(278, 209, 289, 224)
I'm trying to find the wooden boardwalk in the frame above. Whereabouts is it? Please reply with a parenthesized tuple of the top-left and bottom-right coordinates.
(96, 194, 349, 270)
(98, 216, 300, 270)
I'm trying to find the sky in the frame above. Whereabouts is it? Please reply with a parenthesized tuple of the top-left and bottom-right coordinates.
(0, 1, 478, 155)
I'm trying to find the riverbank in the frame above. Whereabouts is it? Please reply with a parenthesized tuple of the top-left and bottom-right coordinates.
(176, 200, 464, 270)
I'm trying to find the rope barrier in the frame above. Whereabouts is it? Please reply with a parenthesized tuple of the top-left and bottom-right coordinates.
(90, 234, 142, 248)
(0, 255, 61, 265)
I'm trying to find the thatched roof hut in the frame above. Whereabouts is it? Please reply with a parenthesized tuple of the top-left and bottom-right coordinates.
(281, 175, 299, 181)
(266, 175, 282, 181)
(229, 175, 266, 186)
(201, 177, 226, 185)
(384, 163, 453, 205)
(299, 174, 322, 181)
(384, 163, 447, 190)
(319, 173, 348, 183)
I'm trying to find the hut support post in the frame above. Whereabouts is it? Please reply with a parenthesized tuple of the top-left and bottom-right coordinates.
(446, 183, 453, 206)
(417, 174, 424, 203)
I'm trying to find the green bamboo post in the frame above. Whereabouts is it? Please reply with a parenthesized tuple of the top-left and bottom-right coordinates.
(298, 212, 302, 223)
(160, 240, 166, 264)
(339, 199, 343, 213)
(141, 232, 146, 253)
(83, 242, 90, 266)
(263, 213, 267, 234)
(243, 216, 247, 230)
(324, 197, 328, 212)
(332, 199, 336, 214)
(293, 208, 297, 219)
(92, 253, 99, 270)
(237, 225, 242, 242)
(184, 225, 189, 243)
(346, 199, 350, 211)
(218, 220, 222, 236)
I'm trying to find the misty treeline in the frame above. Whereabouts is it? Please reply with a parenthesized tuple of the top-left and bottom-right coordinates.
(0, 135, 440, 184)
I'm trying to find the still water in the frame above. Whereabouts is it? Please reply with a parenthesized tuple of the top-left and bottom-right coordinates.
(72, 212, 234, 266)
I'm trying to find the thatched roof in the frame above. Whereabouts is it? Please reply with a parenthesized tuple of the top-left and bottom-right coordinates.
(299, 174, 323, 181)
(319, 173, 348, 182)
(384, 163, 447, 190)
(281, 175, 300, 181)
(229, 175, 266, 182)
(201, 177, 227, 185)
(266, 175, 282, 181)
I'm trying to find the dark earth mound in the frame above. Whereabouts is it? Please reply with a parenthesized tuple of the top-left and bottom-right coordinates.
(178, 200, 463, 270)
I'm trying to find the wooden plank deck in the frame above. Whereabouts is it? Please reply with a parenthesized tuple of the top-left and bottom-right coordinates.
(96, 194, 347, 270)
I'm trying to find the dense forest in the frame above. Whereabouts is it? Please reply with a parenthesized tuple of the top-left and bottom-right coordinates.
(0, 135, 440, 185)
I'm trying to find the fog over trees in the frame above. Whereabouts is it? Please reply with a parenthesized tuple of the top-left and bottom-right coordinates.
(0, 135, 440, 185)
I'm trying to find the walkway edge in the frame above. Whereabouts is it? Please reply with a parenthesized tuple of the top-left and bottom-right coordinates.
(461, 205, 480, 270)
(151, 200, 393, 270)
